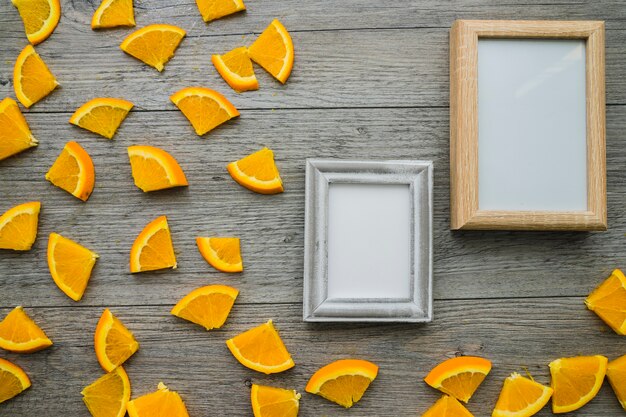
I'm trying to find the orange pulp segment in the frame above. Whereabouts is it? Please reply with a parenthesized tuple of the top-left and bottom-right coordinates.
(92, 0, 135, 29)
(549, 355, 608, 414)
(248, 19, 294, 84)
(607, 355, 626, 410)
(170, 87, 239, 136)
(81, 366, 131, 417)
(127, 145, 188, 192)
(422, 395, 474, 417)
(251, 384, 300, 417)
(195, 0, 245, 22)
(95, 308, 140, 372)
(69, 97, 134, 139)
(424, 356, 492, 403)
(0, 357, 31, 404)
(11, 0, 61, 45)
(47, 232, 99, 301)
(0, 306, 52, 353)
(0, 201, 41, 251)
(45, 141, 95, 201)
(196, 237, 243, 272)
(127, 382, 189, 417)
(13, 44, 59, 108)
(0, 97, 38, 161)
(129, 215, 177, 273)
(120, 24, 186, 71)
(212, 47, 259, 92)
(171, 284, 238, 330)
(227, 147, 283, 194)
(492, 372, 553, 417)
(585, 269, 626, 335)
(305, 359, 378, 408)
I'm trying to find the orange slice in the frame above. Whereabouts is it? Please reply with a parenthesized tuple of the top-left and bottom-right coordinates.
(607, 355, 626, 410)
(248, 19, 294, 84)
(227, 147, 283, 194)
(0, 97, 38, 161)
(170, 87, 239, 136)
(130, 216, 177, 273)
(424, 356, 492, 403)
(0, 201, 41, 251)
(13, 44, 59, 108)
(82, 366, 131, 417)
(95, 308, 140, 372)
(47, 232, 99, 301)
(127, 145, 188, 192)
(127, 382, 189, 417)
(305, 359, 378, 408)
(251, 384, 300, 417)
(171, 284, 238, 330)
(492, 372, 553, 417)
(422, 395, 474, 417)
(0, 306, 52, 353)
(226, 320, 295, 374)
(120, 24, 186, 72)
(212, 47, 259, 93)
(196, 237, 243, 272)
(195, 0, 245, 22)
(585, 269, 626, 335)
(69, 98, 134, 139)
(45, 141, 95, 202)
(92, 0, 135, 29)
(549, 355, 607, 414)
(11, 0, 60, 45)
(0, 358, 31, 404)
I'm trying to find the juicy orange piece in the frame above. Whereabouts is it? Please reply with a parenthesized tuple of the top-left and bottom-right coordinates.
(422, 395, 474, 417)
(0, 306, 52, 353)
(45, 141, 95, 201)
(0, 357, 30, 404)
(0, 97, 38, 161)
(47, 232, 99, 301)
(70, 98, 134, 139)
(305, 359, 378, 408)
(492, 372, 553, 417)
(196, 237, 243, 272)
(549, 355, 607, 414)
(170, 87, 239, 136)
(13, 44, 59, 108)
(127, 382, 189, 417)
(120, 24, 186, 72)
(0, 201, 40, 251)
(82, 366, 131, 417)
(130, 215, 177, 273)
(92, 0, 135, 29)
(212, 47, 258, 93)
(127, 145, 188, 192)
(424, 356, 492, 403)
(11, 0, 60, 45)
(585, 269, 626, 335)
(251, 384, 300, 417)
(607, 355, 626, 410)
(248, 19, 294, 84)
(227, 147, 283, 194)
(95, 308, 139, 372)
(171, 284, 238, 330)
(226, 320, 294, 374)
(195, 0, 245, 22)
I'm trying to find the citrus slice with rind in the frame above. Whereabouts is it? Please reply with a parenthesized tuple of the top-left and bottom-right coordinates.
(424, 356, 492, 403)
(171, 284, 238, 330)
(81, 366, 131, 417)
(129, 216, 177, 273)
(47, 232, 99, 301)
(13, 44, 59, 108)
(0, 357, 31, 404)
(170, 87, 239, 136)
(120, 24, 186, 71)
(11, 0, 61, 45)
(127, 382, 189, 417)
(127, 145, 188, 192)
(585, 269, 626, 335)
(92, 0, 135, 29)
(196, 237, 243, 272)
(45, 141, 95, 201)
(549, 355, 608, 414)
(492, 372, 553, 417)
(251, 384, 300, 417)
(69, 98, 133, 139)
(0, 97, 38, 161)
(607, 355, 626, 410)
(305, 359, 378, 408)
(0, 201, 40, 251)
(0, 306, 52, 353)
(212, 47, 258, 92)
(195, 0, 245, 22)
(95, 308, 140, 372)
(248, 19, 294, 84)
(422, 395, 474, 417)
(227, 147, 283, 194)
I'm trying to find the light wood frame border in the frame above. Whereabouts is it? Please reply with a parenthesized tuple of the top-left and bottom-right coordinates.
(450, 20, 606, 231)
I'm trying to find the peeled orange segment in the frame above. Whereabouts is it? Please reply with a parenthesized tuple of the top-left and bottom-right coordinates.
(170, 87, 239, 136)
(585, 269, 626, 335)
(120, 24, 186, 72)
(92, 0, 135, 29)
(424, 356, 492, 403)
(127, 145, 188, 192)
(251, 384, 300, 417)
(227, 147, 283, 194)
(0, 306, 52, 353)
(212, 47, 258, 93)
(607, 355, 626, 410)
(82, 366, 131, 417)
(0, 201, 40, 251)
(0, 97, 38, 161)
(196, 237, 243, 272)
(0, 357, 31, 404)
(130, 215, 177, 273)
(127, 382, 190, 417)
(226, 320, 295, 374)
(45, 141, 95, 202)
(248, 19, 294, 84)
(47, 232, 99, 301)
(171, 284, 238, 330)
(69, 98, 134, 139)
(549, 355, 608, 414)
(422, 395, 474, 417)
(305, 359, 378, 408)
(492, 373, 553, 417)
(95, 309, 140, 372)
(11, 0, 60, 45)
(13, 45, 59, 108)
(195, 0, 245, 22)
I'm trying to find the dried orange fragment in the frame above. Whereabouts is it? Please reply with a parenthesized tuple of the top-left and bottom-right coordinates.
(0, 358, 30, 404)
(46, 141, 95, 201)
(170, 87, 239, 136)
(130, 215, 177, 273)
(248, 19, 294, 84)
(492, 372, 553, 417)
(212, 47, 258, 92)
(95, 308, 139, 372)
(92, 0, 135, 29)
(13, 44, 59, 108)
(47, 232, 99, 301)
(422, 395, 474, 417)
(195, 0, 245, 22)
(171, 284, 238, 330)
(549, 355, 607, 413)
(424, 356, 492, 403)
(120, 24, 186, 72)
(251, 384, 300, 417)
(306, 359, 378, 408)
(11, 0, 60, 45)
(227, 147, 283, 194)
(0, 306, 52, 353)
(82, 366, 131, 417)
(0, 97, 38, 161)
(127, 382, 189, 417)
(585, 269, 626, 335)
(127, 145, 188, 192)
(607, 355, 626, 410)
(0, 201, 40, 251)
(196, 237, 243, 272)
(70, 98, 134, 139)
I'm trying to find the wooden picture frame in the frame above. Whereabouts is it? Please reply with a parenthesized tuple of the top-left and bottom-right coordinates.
(450, 20, 606, 231)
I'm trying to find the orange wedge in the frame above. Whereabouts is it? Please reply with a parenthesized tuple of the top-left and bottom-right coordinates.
(0, 358, 30, 404)
(47, 232, 99, 301)
(227, 147, 283, 194)
(492, 373, 553, 417)
(607, 355, 626, 410)
(195, 0, 245, 22)
(424, 356, 492, 403)
(549, 355, 607, 413)
(248, 19, 294, 84)
(226, 320, 294, 374)
(45, 141, 95, 201)
(95, 308, 139, 372)
(585, 269, 626, 335)
(212, 47, 259, 92)
(127, 145, 188, 192)
(170, 87, 239, 136)
(82, 366, 131, 417)
(306, 359, 378, 408)
(0, 201, 40, 251)
(196, 237, 243, 272)
(251, 384, 300, 417)
(171, 284, 238, 330)
(11, 0, 60, 45)
(127, 382, 189, 417)
(70, 98, 134, 139)
(130, 215, 177, 273)
(422, 395, 474, 417)
(92, 0, 135, 29)
(0, 97, 38, 161)
(0, 306, 52, 353)
(120, 24, 186, 72)
(13, 44, 59, 108)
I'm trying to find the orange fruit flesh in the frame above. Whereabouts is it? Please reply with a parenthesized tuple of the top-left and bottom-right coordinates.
(130, 217, 177, 273)
(128, 146, 188, 192)
(492, 373, 552, 417)
(607, 355, 626, 410)
(248, 19, 294, 83)
(170, 87, 239, 136)
(422, 395, 474, 417)
(69, 98, 133, 139)
(195, 0, 245, 22)
(550, 355, 608, 413)
(585, 269, 626, 335)
(251, 384, 300, 417)
(127, 382, 189, 417)
(0, 97, 38, 161)
(0, 306, 52, 353)
(212, 47, 258, 92)
(424, 356, 492, 403)
(0, 201, 41, 251)
(12, 0, 61, 45)
(171, 285, 238, 330)
(45, 141, 95, 201)
(306, 359, 378, 408)
(92, 0, 135, 29)
(120, 25, 186, 72)
(81, 366, 131, 417)
(14, 45, 59, 108)
(0, 358, 31, 404)
(197, 237, 243, 272)
(227, 147, 283, 194)
(95, 309, 140, 372)
(47, 233, 99, 301)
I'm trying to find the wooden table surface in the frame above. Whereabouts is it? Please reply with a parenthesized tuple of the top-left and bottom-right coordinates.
(1, 1, 626, 416)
